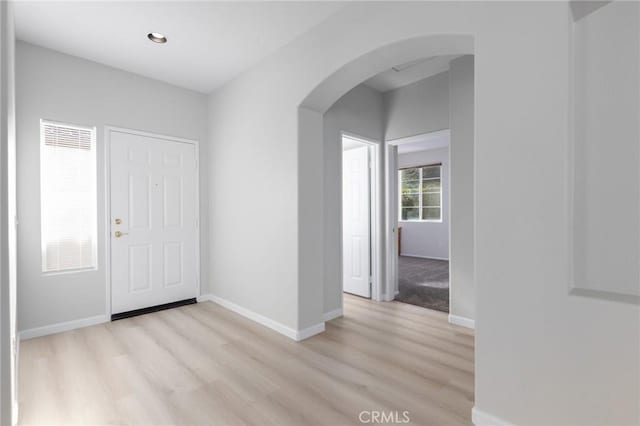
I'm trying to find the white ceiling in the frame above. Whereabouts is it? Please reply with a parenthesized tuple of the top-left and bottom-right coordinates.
(14, 1, 346, 94)
(363, 55, 461, 93)
(393, 130, 450, 154)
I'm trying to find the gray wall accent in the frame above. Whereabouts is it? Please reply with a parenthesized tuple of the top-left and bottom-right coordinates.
(323, 84, 385, 315)
(0, 2, 16, 424)
(16, 42, 208, 332)
(449, 55, 475, 320)
(384, 71, 449, 141)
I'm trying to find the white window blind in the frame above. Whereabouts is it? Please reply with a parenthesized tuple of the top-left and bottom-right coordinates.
(40, 120, 97, 273)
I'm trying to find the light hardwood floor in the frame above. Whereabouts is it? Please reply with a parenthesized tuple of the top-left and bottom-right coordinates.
(18, 295, 474, 425)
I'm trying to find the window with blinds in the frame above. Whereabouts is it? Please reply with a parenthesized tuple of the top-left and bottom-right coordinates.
(40, 120, 97, 273)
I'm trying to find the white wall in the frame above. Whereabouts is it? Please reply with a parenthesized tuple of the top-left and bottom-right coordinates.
(323, 84, 385, 315)
(384, 71, 449, 141)
(206, 2, 639, 424)
(207, 70, 299, 330)
(0, 2, 16, 424)
(16, 42, 209, 332)
(398, 147, 449, 260)
(449, 55, 475, 321)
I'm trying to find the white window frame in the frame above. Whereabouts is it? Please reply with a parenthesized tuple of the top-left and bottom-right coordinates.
(398, 164, 443, 223)
(40, 119, 98, 274)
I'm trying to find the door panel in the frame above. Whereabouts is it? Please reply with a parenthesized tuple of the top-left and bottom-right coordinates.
(110, 130, 198, 314)
(128, 174, 151, 229)
(163, 242, 183, 287)
(128, 245, 152, 293)
(343, 144, 371, 298)
(163, 175, 183, 227)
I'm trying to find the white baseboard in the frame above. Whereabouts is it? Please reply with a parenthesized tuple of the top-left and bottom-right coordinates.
(196, 294, 211, 303)
(200, 294, 325, 341)
(323, 308, 343, 321)
(19, 314, 109, 340)
(472, 407, 513, 426)
(383, 290, 399, 302)
(296, 322, 325, 340)
(400, 253, 449, 261)
(448, 314, 475, 329)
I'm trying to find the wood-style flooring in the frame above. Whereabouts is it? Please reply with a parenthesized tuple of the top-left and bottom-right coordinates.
(18, 294, 475, 425)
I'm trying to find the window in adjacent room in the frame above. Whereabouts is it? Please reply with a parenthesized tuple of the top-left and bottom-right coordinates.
(40, 120, 97, 273)
(399, 164, 442, 221)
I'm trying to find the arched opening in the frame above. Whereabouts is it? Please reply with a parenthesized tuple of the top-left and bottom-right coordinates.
(301, 35, 473, 112)
(296, 34, 475, 332)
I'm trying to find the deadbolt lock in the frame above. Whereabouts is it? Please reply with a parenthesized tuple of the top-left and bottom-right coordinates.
(115, 218, 122, 225)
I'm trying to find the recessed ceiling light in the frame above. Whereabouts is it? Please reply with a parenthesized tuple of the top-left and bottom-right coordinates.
(147, 32, 167, 44)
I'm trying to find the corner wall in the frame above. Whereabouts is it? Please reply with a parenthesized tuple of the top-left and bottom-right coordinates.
(383, 71, 451, 264)
(0, 2, 16, 424)
(383, 59, 475, 322)
(384, 71, 450, 141)
(323, 84, 385, 315)
(449, 55, 475, 321)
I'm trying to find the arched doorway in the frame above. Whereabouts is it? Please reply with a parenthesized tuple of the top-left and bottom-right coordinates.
(296, 34, 474, 331)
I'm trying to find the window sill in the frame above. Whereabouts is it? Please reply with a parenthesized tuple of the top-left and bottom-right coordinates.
(42, 266, 98, 277)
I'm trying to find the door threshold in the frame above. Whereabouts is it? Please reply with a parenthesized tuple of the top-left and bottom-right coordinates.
(111, 298, 197, 321)
(343, 291, 372, 300)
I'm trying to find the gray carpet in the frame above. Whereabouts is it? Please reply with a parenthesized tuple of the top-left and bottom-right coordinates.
(395, 256, 449, 313)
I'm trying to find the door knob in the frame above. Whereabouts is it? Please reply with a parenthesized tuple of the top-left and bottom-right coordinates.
(114, 231, 128, 238)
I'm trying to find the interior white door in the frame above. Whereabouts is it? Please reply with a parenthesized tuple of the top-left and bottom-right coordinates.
(110, 130, 198, 314)
(343, 145, 371, 298)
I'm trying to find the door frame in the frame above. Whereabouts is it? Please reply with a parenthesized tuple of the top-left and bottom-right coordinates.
(104, 126, 201, 316)
(385, 129, 451, 302)
(340, 131, 382, 301)
(384, 141, 398, 301)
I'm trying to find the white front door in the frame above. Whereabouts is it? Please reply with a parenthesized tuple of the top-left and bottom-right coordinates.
(109, 129, 198, 314)
(343, 144, 371, 298)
